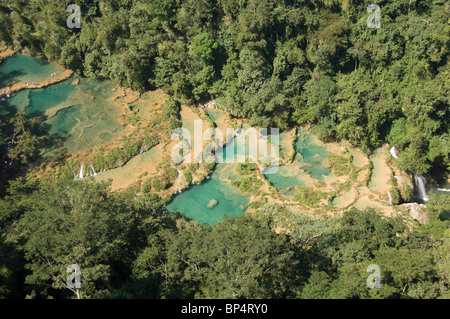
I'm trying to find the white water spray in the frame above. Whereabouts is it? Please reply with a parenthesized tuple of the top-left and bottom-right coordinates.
(90, 165, 97, 176)
(390, 146, 399, 159)
(414, 174, 428, 202)
(79, 164, 84, 179)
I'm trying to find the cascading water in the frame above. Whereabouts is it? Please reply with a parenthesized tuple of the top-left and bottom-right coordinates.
(79, 164, 84, 179)
(390, 147, 430, 203)
(414, 174, 428, 202)
(90, 165, 97, 176)
(390, 146, 399, 159)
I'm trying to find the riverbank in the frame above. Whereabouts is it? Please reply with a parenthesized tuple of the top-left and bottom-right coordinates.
(0, 45, 14, 63)
(0, 46, 73, 99)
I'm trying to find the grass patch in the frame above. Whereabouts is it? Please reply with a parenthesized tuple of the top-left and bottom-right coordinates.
(364, 160, 374, 186)
(236, 158, 258, 175)
(295, 187, 329, 207)
(232, 176, 263, 195)
(328, 154, 353, 176)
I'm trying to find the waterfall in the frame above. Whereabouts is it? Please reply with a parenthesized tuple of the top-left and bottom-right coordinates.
(414, 174, 428, 202)
(388, 192, 393, 205)
(79, 164, 84, 179)
(390, 146, 399, 159)
(90, 165, 97, 176)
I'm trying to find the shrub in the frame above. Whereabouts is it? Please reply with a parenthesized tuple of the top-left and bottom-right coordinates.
(236, 158, 258, 175)
(295, 187, 328, 207)
(142, 178, 152, 193)
(184, 171, 193, 184)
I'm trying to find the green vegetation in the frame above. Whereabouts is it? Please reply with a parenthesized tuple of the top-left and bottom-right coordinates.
(236, 159, 258, 175)
(364, 160, 374, 186)
(0, 0, 449, 301)
(232, 176, 263, 195)
(389, 175, 401, 204)
(0, 178, 448, 299)
(151, 98, 181, 132)
(88, 131, 159, 173)
(295, 187, 329, 207)
(0, 0, 447, 177)
(141, 177, 152, 193)
(183, 171, 192, 185)
(328, 154, 353, 176)
(248, 197, 268, 210)
(288, 130, 298, 163)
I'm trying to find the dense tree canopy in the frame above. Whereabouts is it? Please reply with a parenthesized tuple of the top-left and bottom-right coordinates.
(0, 0, 448, 175)
(0, 178, 448, 299)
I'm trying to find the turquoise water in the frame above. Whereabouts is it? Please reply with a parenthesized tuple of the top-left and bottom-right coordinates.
(263, 165, 306, 189)
(168, 127, 334, 224)
(8, 80, 76, 115)
(215, 135, 250, 163)
(46, 77, 124, 153)
(294, 129, 332, 181)
(262, 128, 332, 190)
(3, 62, 125, 155)
(429, 182, 450, 198)
(205, 109, 224, 122)
(166, 168, 250, 225)
(167, 136, 252, 225)
(46, 104, 82, 134)
(0, 54, 58, 88)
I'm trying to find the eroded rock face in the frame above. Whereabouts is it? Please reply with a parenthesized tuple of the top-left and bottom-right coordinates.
(199, 100, 218, 109)
(207, 199, 218, 209)
(400, 202, 429, 224)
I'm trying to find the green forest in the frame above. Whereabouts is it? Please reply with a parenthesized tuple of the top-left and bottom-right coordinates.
(0, 177, 449, 299)
(1, 0, 448, 174)
(0, 0, 449, 299)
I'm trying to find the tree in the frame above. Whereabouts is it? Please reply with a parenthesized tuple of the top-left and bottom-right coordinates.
(6, 179, 135, 298)
(6, 113, 46, 166)
(152, 215, 298, 299)
(300, 271, 332, 299)
(374, 248, 436, 296)
(301, 75, 338, 138)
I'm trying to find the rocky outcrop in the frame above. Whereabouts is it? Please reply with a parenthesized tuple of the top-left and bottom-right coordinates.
(399, 202, 429, 224)
(199, 100, 219, 109)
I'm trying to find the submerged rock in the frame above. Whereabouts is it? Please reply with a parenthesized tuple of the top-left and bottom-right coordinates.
(207, 199, 219, 209)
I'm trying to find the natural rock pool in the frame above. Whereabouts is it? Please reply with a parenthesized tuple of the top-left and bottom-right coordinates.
(166, 164, 251, 225)
(3, 52, 432, 226)
(1, 55, 125, 156)
(262, 128, 332, 190)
